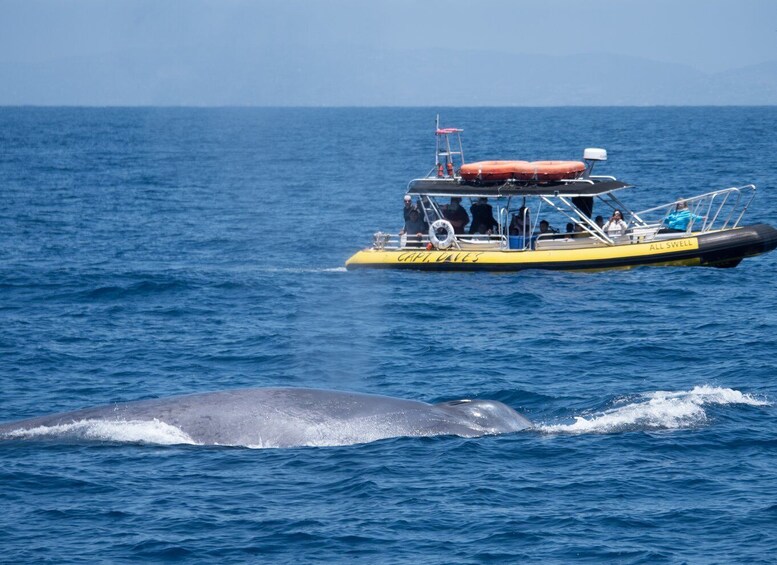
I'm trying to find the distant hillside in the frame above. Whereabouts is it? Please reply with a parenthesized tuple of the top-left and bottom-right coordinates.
(1, 47, 775, 106)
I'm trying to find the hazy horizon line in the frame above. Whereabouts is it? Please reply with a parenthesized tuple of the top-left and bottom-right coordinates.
(3, 104, 777, 109)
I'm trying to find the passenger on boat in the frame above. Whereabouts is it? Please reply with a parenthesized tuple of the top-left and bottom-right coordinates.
(595, 215, 605, 229)
(538, 220, 557, 234)
(572, 223, 589, 238)
(509, 207, 531, 237)
(602, 210, 628, 236)
(663, 200, 705, 232)
(403, 195, 415, 224)
(401, 208, 428, 247)
(469, 197, 498, 235)
(443, 197, 470, 234)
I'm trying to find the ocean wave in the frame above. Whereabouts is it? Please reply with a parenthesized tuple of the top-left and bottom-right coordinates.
(538, 386, 769, 434)
(83, 279, 191, 300)
(258, 267, 347, 273)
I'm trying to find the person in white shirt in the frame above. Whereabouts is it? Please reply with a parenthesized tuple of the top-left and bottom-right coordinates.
(602, 210, 628, 236)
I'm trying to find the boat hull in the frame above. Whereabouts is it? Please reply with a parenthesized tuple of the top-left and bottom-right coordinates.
(345, 225, 777, 272)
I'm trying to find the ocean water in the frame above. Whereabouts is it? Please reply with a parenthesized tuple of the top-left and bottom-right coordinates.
(1, 107, 777, 563)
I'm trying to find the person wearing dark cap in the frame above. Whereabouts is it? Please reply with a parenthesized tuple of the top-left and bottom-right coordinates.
(443, 197, 469, 234)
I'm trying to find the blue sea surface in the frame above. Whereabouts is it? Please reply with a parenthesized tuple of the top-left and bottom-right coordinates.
(1, 107, 777, 563)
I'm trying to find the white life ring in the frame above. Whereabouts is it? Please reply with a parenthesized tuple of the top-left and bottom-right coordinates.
(429, 219, 455, 249)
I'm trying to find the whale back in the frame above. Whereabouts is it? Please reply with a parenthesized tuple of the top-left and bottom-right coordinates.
(0, 387, 531, 448)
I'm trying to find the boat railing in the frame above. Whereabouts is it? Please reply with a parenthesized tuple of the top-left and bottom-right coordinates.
(631, 185, 756, 235)
(590, 175, 618, 181)
(463, 233, 508, 249)
(372, 232, 507, 251)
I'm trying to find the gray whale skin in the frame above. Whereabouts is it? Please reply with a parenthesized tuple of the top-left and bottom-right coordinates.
(0, 387, 531, 448)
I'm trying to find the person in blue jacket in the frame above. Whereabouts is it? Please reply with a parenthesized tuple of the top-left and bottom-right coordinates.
(663, 200, 705, 231)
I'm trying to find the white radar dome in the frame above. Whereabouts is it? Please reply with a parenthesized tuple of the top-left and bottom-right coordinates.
(583, 148, 607, 161)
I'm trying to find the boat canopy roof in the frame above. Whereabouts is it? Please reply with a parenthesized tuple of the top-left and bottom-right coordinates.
(407, 177, 632, 198)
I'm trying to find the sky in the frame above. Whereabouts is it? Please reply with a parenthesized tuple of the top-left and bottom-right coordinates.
(1, 0, 776, 105)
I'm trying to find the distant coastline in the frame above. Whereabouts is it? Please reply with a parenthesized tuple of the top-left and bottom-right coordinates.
(2, 52, 776, 107)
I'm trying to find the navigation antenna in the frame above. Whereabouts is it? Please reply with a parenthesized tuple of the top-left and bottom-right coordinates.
(434, 115, 464, 178)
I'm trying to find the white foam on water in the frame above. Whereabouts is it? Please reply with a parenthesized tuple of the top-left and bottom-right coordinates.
(259, 267, 347, 274)
(646, 385, 769, 407)
(3, 419, 197, 446)
(539, 386, 770, 435)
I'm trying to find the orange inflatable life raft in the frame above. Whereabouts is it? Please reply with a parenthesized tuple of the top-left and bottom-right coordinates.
(459, 160, 531, 181)
(459, 160, 586, 182)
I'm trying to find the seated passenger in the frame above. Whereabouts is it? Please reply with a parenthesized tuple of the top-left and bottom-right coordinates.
(443, 197, 469, 234)
(469, 197, 498, 235)
(602, 210, 628, 236)
(663, 200, 704, 232)
(509, 207, 530, 237)
(569, 222, 591, 238)
(538, 219, 557, 234)
(595, 215, 605, 229)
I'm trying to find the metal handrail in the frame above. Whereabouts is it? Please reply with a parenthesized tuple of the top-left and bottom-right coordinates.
(374, 185, 757, 251)
(634, 185, 756, 233)
(372, 232, 507, 250)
